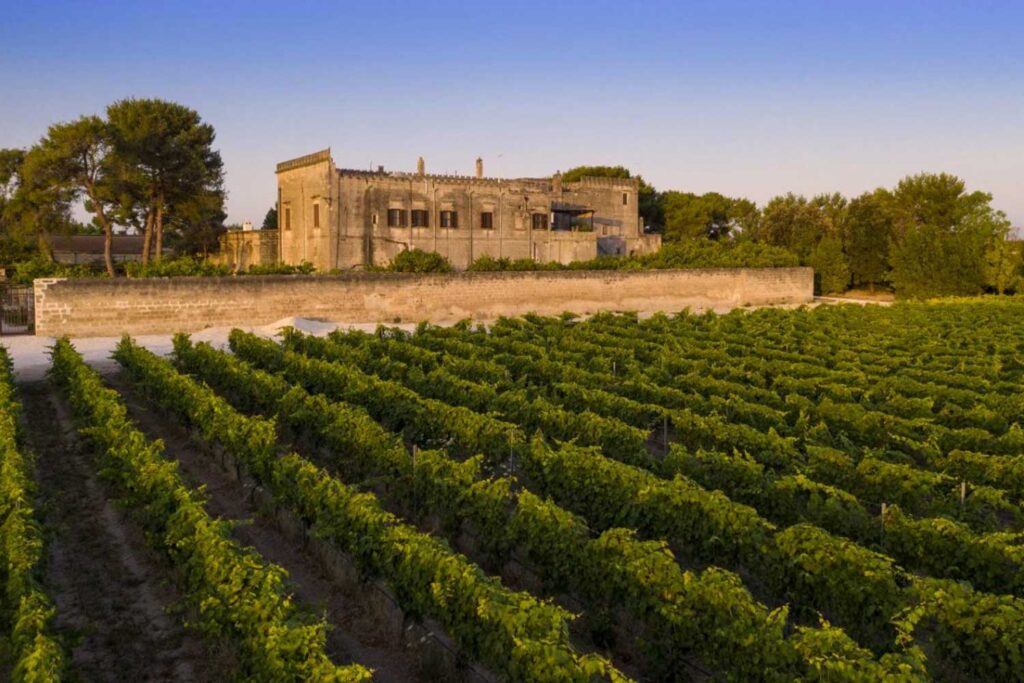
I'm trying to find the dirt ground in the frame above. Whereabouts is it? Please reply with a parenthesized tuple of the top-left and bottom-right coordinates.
(20, 381, 218, 682)
(105, 372, 425, 682)
(17, 364, 426, 680)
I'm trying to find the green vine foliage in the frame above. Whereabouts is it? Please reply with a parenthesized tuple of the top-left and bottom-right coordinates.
(290, 320, 1021, 670)
(60, 298, 1024, 680)
(173, 334, 922, 681)
(231, 330, 524, 466)
(123, 335, 626, 682)
(52, 338, 370, 682)
(911, 576, 1024, 680)
(0, 347, 66, 683)
(323, 307, 1024, 676)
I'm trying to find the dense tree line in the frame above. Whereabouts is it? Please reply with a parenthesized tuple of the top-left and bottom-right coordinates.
(3, 106, 1018, 298)
(564, 166, 1020, 298)
(0, 98, 225, 276)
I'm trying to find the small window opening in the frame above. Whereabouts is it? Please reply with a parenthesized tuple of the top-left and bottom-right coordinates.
(440, 210, 458, 228)
(387, 208, 407, 227)
(411, 209, 429, 227)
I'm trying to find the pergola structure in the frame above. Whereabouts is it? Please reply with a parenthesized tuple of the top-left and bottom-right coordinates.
(551, 202, 595, 231)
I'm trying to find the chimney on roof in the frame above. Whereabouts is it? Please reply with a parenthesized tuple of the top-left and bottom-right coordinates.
(552, 171, 563, 194)
(475, 157, 483, 178)
(417, 156, 425, 176)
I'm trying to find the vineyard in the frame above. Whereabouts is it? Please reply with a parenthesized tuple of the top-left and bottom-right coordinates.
(2, 299, 1024, 681)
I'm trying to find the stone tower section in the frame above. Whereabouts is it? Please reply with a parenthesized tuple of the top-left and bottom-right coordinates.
(275, 149, 338, 272)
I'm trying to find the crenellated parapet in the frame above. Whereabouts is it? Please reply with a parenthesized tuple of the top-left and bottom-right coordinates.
(572, 175, 639, 190)
(338, 168, 552, 191)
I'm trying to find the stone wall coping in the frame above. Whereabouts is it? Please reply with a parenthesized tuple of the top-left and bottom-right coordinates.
(34, 267, 811, 289)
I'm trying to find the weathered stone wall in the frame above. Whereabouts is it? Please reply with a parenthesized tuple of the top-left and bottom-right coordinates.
(368, 226, 599, 267)
(33, 267, 813, 337)
(271, 149, 660, 272)
(217, 230, 280, 270)
(277, 150, 336, 270)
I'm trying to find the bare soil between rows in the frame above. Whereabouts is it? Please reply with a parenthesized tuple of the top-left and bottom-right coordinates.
(104, 372, 426, 682)
(20, 380, 217, 682)
(19, 371, 430, 681)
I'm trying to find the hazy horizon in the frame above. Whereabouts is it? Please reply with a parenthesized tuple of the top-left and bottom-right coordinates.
(2, 1, 1021, 231)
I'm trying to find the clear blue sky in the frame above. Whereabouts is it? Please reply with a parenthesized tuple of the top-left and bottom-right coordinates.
(2, 0, 1021, 229)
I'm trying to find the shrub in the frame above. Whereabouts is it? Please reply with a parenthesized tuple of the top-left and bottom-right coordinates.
(246, 261, 316, 275)
(124, 255, 231, 278)
(8, 254, 99, 284)
(387, 248, 454, 273)
(468, 239, 800, 273)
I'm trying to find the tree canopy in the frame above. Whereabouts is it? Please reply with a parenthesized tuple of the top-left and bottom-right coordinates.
(3, 109, 1017, 299)
(6, 98, 225, 275)
(552, 164, 1017, 298)
(887, 173, 1011, 298)
(106, 98, 224, 263)
(661, 191, 758, 241)
(262, 206, 278, 230)
(21, 116, 119, 274)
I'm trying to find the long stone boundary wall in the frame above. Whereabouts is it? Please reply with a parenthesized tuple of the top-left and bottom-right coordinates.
(33, 267, 814, 337)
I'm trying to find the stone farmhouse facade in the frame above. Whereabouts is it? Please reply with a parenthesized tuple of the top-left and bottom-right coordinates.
(220, 149, 660, 271)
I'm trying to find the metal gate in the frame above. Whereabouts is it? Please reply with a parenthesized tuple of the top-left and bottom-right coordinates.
(0, 285, 34, 335)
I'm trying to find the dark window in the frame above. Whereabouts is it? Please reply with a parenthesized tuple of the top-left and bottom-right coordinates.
(284, 208, 291, 230)
(622, 192, 628, 205)
(440, 210, 458, 228)
(531, 212, 549, 230)
(387, 208, 407, 227)
(480, 211, 494, 229)
(411, 209, 429, 227)
(313, 203, 320, 228)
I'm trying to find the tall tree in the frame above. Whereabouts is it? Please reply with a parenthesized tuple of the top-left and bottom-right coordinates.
(164, 187, 226, 256)
(262, 206, 278, 230)
(0, 149, 29, 261)
(168, 198, 227, 257)
(0, 148, 80, 263)
(107, 98, 224, 262)
(888, 173, 1009, 298)
(984, 234, 1022, 295)
(0, 149, 24, 204)
(661, 191, 759, 241)
(843, 190, 894, 291)
(759, 193, 830, 259)
(811, 192, 848, 236)
(759, 193, 851, 294)
(809, 235, 850, 294)
(22, 117, 118, 275)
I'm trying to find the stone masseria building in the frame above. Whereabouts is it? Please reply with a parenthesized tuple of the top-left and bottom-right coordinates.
(221, 149, 660, 271)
